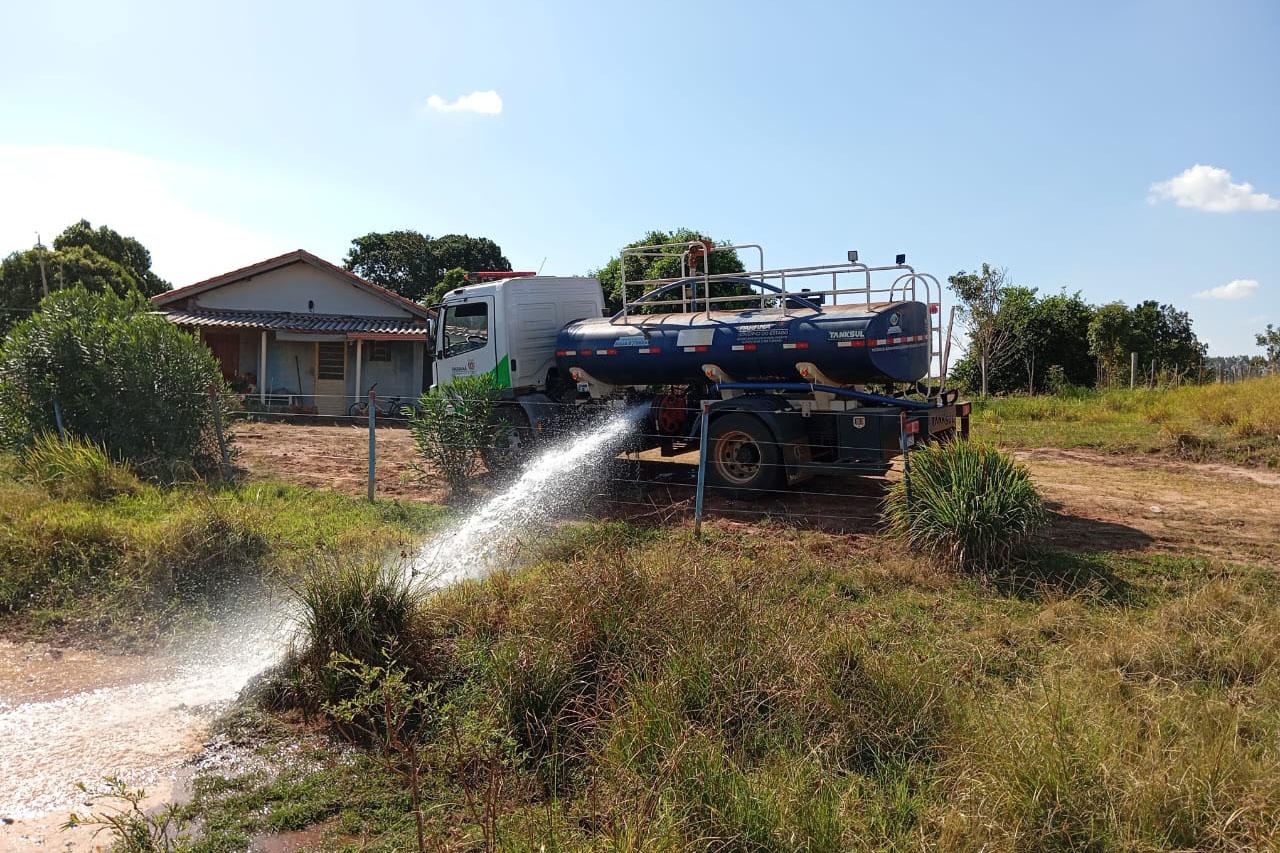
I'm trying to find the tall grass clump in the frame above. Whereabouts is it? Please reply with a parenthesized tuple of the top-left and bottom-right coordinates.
(18, 433, 141, 501)
(886, 440, 1047, 573)
(293, 559, 431, 705)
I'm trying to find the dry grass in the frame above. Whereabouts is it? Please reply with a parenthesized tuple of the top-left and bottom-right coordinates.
(236, 521, 1280, 851)
(975, 375, 1280, 466)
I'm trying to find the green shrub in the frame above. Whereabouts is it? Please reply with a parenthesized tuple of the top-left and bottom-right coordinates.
(0, 287, 229, 476)
(293, 559, 431, 705)
(18, 433, 141, 501)
(408, 373, 499, 495)
(885, 440, 1047, 573)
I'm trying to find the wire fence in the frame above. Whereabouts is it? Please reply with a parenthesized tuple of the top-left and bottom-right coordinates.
(28, 383, 931, 532)
(197, 389, 927, 532)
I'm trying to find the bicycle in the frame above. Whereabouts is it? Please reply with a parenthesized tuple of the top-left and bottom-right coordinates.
(347, 383, 418, 418)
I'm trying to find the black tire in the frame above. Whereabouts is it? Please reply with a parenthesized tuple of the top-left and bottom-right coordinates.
(705, 412, 784, 499)
(481, 405, 535, 473)
(347, 401, 368, 418)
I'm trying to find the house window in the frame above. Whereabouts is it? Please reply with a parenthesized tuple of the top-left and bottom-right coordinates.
(318, 342, 346, 380)
(369, 341, 391, 362)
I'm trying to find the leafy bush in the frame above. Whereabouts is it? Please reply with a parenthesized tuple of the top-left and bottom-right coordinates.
(408, 373, 499, 495)
(0, 287, 229, 476)
(19, 433, 141, 500)
(885, 440, 1047, 573)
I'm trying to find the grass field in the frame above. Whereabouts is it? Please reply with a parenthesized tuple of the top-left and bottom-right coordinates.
(973, 375, 1280, 467)
(0, 474, 444, 646)
(173, 521, 1280, 851)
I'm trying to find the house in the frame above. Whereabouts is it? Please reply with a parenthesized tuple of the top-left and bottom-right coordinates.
(152, 250, 432, 415)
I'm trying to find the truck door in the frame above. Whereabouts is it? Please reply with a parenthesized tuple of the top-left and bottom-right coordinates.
(432, 297, 497, 388)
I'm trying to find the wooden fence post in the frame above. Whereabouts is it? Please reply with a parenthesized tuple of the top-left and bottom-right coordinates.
(208, 385, 231, 480)
(367, 389, 377, 503)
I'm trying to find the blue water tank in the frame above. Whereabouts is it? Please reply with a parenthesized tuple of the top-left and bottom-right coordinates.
(555, 301, 930, 386)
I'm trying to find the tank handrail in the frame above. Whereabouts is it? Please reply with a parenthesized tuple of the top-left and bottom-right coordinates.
(713, 381, 937, 410)
(610, 276, 823, 323)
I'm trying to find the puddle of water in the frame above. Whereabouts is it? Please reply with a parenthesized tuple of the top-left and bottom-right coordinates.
(410, 407, 642, 586)
(0, 606, 290, 850)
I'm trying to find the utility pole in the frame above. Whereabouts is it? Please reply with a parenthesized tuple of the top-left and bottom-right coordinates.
(35, 233, 49, 298)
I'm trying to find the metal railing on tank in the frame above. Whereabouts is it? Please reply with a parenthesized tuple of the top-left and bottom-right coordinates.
(615, 242, 950, 385)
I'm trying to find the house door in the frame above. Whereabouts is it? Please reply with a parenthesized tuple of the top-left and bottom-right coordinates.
(316, 341, 347, 416)
(204, 332, 240, 380)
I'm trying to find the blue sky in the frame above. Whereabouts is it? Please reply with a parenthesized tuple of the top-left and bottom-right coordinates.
(1, 0, 1276, 355)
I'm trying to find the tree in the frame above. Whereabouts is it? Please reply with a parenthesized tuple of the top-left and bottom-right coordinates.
(594, 228, 746, 313)
(1258, 324, 1280, 366)
(949, 264, 1020, 397)
(52, 219, 170, 297)
(426, 267, 469, 306)
(0, 220, 170, 335)
(0, 287, 228, 475)
(1027, 291, 1096, 391)
(1087, 301, 1133, 386)
(344, 231, 511, 303)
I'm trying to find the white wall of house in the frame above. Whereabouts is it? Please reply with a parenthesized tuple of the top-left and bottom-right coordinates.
(194, 263, 414, 317)
(350, 340, 423, 402)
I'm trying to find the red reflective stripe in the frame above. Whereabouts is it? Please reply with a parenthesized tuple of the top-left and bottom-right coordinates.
(607, 349, 618, 355)
(795, 341, 809, 350)
(579, 349, 592, 356)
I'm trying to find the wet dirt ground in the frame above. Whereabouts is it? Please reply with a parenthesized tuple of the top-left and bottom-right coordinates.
(235, 422, 1279, 566)
(0, 612, 288, 851)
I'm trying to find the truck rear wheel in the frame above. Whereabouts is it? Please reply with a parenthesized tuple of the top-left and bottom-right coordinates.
(482, 405, 534, 473)
(705, 413, 784, 499)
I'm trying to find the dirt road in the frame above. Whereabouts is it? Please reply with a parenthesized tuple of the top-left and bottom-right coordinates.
(234, 423, 1278, 566)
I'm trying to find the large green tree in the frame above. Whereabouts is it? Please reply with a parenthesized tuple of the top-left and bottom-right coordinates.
(594, 229, 747, 313)
(0, 220, 169, 336)
(52, 219, 170, 297)
(343, 230, 511, 303)
(950, 287, 1096, 394)
(1088, 300, 1205, 386)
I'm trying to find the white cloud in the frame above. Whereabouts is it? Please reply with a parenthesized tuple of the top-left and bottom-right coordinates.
(1194, 278, 1260, 300)
(424, 90, 503, 115)
(0, 145, 289, 285)
(1149, 164, 1280, 212)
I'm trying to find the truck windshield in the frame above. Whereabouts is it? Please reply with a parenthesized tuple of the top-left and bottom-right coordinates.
(441, 301, 489, 357)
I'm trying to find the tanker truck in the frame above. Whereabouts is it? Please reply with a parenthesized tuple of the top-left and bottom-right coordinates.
(430, 241, 970, 495)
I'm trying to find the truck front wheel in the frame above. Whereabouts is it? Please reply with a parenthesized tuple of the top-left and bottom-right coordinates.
(705, 413, 784, 499)
(482, 406, 534, 474)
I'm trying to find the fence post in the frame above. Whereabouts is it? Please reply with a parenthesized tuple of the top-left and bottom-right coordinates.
(208, 385, 231, 480)
(367, 389, 377, 503)
(694, 401, 710, 538)
(899, 411, 913, 511)
(51, 397, 67, 442)
(1130, 352, 1137, 389)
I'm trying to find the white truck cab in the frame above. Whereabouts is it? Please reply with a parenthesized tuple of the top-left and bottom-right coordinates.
(432, 276, 604, 392)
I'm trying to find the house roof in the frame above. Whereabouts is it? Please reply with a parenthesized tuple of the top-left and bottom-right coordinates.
(151, 249, 432, 319)
(158, 307, 431, 340)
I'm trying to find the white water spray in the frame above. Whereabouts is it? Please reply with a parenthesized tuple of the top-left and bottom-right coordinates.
(411, 407, 642, 586)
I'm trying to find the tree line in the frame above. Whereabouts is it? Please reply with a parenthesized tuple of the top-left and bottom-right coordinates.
(3, 222, 1273, 388)
(946, 264, 1256, 396)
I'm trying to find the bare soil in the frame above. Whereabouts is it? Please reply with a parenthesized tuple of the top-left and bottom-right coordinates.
(233, 423, 1279, 567)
